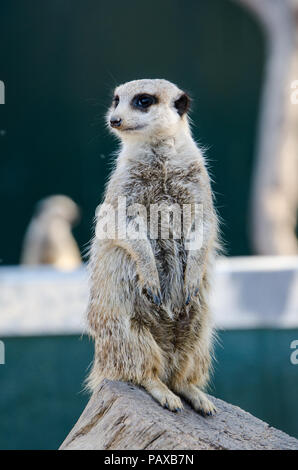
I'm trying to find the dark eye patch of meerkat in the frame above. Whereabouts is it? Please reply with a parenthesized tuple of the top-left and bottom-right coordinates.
(131, 93, 158, 112)
(113, 95, 119, 108)
(174, 93, 190, 117)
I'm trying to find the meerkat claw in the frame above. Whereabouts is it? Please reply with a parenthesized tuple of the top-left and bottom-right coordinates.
(185, 286, 200, 304)
(145, 287, 162, 306)
(146, 287, 152, 296)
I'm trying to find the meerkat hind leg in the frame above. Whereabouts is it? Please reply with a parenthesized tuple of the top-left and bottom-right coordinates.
(143, 377, 183, 412)
(173, 383, 217, 416)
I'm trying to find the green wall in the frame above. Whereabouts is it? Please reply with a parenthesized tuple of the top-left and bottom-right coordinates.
(0, 330, 297, 449)
(0, 0, 264, 264)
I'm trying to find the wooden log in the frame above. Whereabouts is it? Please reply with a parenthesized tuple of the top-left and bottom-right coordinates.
(60, 379, 298, 450)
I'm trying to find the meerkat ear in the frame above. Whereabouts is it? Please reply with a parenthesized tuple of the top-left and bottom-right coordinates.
(174, 93, 190, 116)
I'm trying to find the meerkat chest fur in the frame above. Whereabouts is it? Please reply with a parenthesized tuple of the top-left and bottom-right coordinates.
(107, 139, 207, 209)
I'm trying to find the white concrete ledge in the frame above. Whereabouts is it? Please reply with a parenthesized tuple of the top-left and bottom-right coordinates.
(213, 256, 298, 329)
(0, 266, 89, 336)
(0, 256, 297, 336)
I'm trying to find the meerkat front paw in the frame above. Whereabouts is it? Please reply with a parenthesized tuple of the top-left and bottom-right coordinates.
(184, 285, 199, 305)
(135, 265, 162, 306)
(138, 275, 162, 306)
(144, 285, 162, 306)
(184, 279, 200, 305)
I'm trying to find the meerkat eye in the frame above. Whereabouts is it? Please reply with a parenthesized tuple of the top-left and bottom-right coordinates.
(132, 94, 157, 110)
(113, 95, 119, 107)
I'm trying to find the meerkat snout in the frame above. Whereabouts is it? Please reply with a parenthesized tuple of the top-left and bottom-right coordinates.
(110, 117, 122, 128)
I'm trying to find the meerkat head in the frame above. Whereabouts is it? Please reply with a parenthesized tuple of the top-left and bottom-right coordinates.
(36, 195, 80, 225)
(107, 79, 191, 143)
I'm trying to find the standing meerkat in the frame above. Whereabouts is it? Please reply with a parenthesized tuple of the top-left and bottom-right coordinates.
(87, 79, 219, 415)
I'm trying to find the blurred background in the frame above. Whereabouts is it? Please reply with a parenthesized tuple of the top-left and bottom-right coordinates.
(0, 0, 297, 449)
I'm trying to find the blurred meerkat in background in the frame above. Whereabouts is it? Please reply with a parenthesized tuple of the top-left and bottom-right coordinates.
(21, 195, 82, 271)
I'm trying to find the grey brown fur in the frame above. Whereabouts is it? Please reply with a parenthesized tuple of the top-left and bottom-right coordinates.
(87, 79, 219, 415)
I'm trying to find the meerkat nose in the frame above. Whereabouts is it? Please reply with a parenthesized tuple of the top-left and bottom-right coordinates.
(110, 117, 122, 128)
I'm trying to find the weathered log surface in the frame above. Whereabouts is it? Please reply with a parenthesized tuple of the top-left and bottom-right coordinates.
(60, 379, 298, 450)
